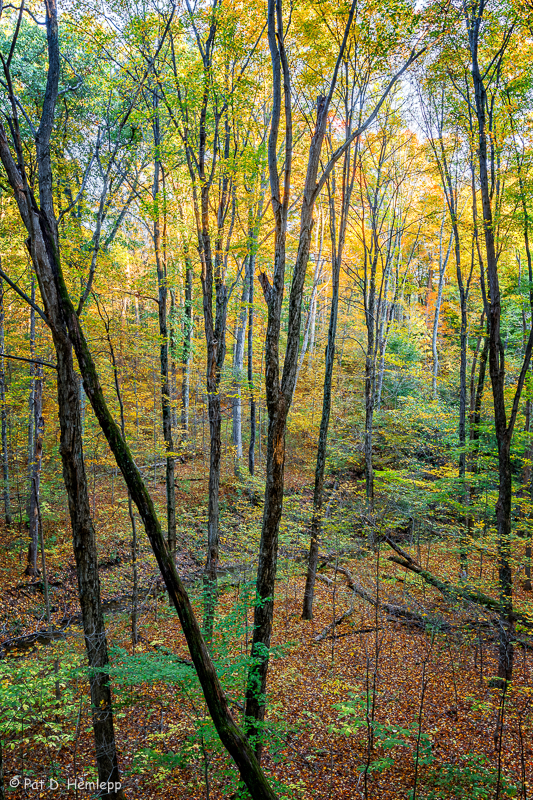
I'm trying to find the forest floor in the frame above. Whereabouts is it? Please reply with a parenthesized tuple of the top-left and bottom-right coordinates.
(1, 447, 532, 800)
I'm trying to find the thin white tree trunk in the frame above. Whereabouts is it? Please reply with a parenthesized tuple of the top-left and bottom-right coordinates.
(295, 208, 325, 388)
(432, 217, 453, 398)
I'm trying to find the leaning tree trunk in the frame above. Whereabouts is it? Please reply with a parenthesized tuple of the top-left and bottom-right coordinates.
(1, 12, 279, 799)
(0, 279, 11, 525)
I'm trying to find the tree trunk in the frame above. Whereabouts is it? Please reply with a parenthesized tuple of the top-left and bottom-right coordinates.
(152, 109, 176, 556)
(53, 332, 124, 798)
(364, 329, 375, 515)
(200, 178, 231, 640)
(245, 0, 414, 750)
(0, 279, 11, 525)
(244, 25, 331, 751)
(302, 248, 340, 619)
(27, 278, 36, 528)
(432, 221, 452, 398)
(302, 106, 359, 619)
(100, 299, 141, 647)
(232, 266, 248, 472)
(468, 12, 531, 683)
(248, 247, 256, 476)
(0, 3, 124, 790)
(375, 261, 393, 411)
(456, 232, 469, 574)
(26, 363, 43, 577)
(518, 400, 533, 591)
(181, 258, 193, 435)
(169, 288, 178, 432)
(295, 214, 324, 388)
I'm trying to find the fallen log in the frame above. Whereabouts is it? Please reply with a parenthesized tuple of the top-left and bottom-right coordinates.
(384, 536, 532, 631)
(313, 564, 444, 641)
(0, 585, 158, 657)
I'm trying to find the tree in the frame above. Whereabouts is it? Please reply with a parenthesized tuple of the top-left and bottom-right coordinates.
(160, 2, 260, 637)
(245, 0, 425, 753)
(0, 278, 11, 526)
(0, 4, 124, 793)
(419, 73, 475, 572)
(463, 0, 533, 683)
(0, 5, 282, 796)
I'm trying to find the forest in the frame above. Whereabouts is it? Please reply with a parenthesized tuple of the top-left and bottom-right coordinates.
(0, 0, 532, 798)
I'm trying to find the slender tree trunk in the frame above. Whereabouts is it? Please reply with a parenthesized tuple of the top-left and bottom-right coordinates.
(364, 356, 375, 512)
(296, 215, 324, 387)
(458, 289, 469, 574)
(364, 250, 378, 521)
(204, 375, 222, 638)
(200, 186, 231, 641)
(375, 267, 392, 411)
(307, 292, 318, 374)
(180, 258, 193, 436)
(232, 265, 248, 473)
(513, 133, 533, 593)
(302, 110, 359, 618)
(99, 298, 141, 646)
(37, 433, 50, 629)
(432, 223, 452, 398)
(26, 363, 43, 577)
(0, 279, 11, 525)
(466, 321, 489, 547)
(27, 278, 36, 527)
(248, 248, 256, 476)
(302, 253, 340, 619)
(518, 400, 533, 591)
(169, 289, 178, 432)
(152, 109, 176, 556)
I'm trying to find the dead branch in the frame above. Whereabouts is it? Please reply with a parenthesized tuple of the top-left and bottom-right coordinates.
(313, 562, 439, 641)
